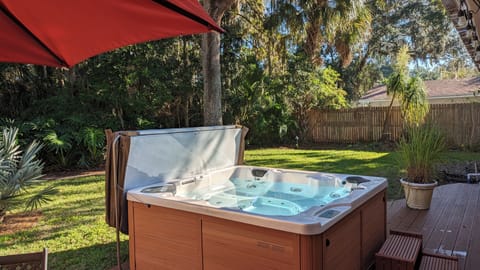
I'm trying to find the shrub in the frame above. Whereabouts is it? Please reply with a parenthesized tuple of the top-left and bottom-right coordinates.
(397, 124, 446, 183)
(0, 127, 56, 222)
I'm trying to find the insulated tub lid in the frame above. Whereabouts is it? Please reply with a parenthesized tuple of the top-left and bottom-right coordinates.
(123, 125, 246, 190)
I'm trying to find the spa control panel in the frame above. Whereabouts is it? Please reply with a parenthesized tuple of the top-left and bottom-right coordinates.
(318, 209, 341, 219)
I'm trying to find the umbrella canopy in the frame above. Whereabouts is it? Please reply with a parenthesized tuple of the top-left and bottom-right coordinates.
(0, 0, 222, 67)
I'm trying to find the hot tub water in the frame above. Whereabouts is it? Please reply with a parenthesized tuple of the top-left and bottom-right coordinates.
(179, 178, 351, 216)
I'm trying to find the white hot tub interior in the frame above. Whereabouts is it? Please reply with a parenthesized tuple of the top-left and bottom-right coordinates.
(137, 167, 357, 216)
(127, 164, 387, 235)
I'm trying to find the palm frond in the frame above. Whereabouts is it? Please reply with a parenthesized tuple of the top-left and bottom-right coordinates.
(43, 130, 72, 154)
(401, 77, 429, 126)
(386, 72, 406, 96)
(25, 185, 58, 212)
(0, 127, 47, 218)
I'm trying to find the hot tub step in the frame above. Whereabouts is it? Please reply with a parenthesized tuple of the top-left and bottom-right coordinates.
(419, 252, 458, 270)
(375, 230, 423, 270)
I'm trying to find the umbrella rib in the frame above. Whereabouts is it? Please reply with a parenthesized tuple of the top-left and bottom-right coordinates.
(152, 0, 224, 33)
(0, 5, 68, 67)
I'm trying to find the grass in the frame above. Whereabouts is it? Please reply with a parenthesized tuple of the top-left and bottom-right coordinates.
(0, 148, 478, 269)
(0, 176, 128, 270)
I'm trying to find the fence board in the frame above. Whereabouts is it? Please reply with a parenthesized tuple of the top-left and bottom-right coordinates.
(307, 103, 480, 147)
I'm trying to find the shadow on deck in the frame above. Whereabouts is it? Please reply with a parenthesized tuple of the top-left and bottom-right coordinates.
(387, 183, 480, 270)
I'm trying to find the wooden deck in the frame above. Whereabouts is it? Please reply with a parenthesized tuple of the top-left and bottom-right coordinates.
(387, 183, 480, 270)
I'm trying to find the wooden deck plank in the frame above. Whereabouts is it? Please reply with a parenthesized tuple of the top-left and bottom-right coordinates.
(423, 184, 463, 252)
(386, 199, 404, 222)
(406, 186, 451, 233)
(452, 186, 479, 270)
(387, 200, 414, 231)
(393, 208, 421, 231)
(409, 184, 451, 233)
(464, 187, 480, 270)
(406, 208, 430, 232)
(435, 184, 470, 256)
(388, 184, 480, 270)
(417, 183, 452, 236)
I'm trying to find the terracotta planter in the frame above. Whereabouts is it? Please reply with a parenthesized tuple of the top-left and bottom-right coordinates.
(400, 179, 437, 210)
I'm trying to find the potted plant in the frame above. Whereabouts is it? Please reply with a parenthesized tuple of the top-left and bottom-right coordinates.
(398, 124, 446, 210)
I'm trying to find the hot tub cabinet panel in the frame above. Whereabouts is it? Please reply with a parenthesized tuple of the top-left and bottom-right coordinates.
(299, 234, 323, 270)
(361, 190, 387, 269)
(128, 190, 386, 270)
(323, 211, 361, 270)
(202, 216, 301, 270)
(128, 202, 202, 270)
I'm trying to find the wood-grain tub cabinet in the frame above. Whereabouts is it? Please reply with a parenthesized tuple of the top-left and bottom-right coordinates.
(127, 190, 386, 270)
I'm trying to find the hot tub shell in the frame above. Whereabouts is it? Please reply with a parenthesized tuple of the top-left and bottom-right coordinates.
(105, 126, 387, 270)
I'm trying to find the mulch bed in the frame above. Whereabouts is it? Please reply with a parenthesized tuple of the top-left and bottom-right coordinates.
(0, 211, 42, 236)
(41, 168, 105, 181)
(437, 160, 480, 183)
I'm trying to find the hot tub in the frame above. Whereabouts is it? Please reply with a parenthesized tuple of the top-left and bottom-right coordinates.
(105, 126, 387, 270)
(127, 165, 386, 235)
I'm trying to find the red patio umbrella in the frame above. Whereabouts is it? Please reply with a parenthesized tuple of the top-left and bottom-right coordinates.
(0, 0, 223, 67)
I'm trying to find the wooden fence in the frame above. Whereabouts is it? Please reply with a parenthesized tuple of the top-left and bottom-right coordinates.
(307, 103, 480, 147)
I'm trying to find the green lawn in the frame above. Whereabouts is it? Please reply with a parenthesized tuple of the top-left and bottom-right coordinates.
(0, 176, 128, 270)
(0, 148, 478, 269)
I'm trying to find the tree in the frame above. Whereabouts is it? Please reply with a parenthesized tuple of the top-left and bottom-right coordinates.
(340, 0, 475, 99)
(381, 45, 428, 140)
(202, 0, 237, 126)
(401, 76, 428, 126)
(266, 0, 372, 67)
(0, 0, 474, 161)
(286, 65, 348, 140)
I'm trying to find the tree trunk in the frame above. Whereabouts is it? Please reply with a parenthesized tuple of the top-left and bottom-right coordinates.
(202, 30, 222, 126)
(0, 207, 6, 223)
(201, 0, 235, 126)
(304, 1, 327, 65)
(381, 93, 397, 141)
(304, 13, 322, 65)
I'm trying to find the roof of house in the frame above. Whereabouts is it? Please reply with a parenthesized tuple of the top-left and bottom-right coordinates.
(359, 78, 480, 102)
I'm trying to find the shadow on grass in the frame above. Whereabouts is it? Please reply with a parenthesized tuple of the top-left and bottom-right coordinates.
(49, 240, 129, 270)
(0, 176, 120, 253)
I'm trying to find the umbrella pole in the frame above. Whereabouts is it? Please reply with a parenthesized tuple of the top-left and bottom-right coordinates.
(112, 135, 123, 270)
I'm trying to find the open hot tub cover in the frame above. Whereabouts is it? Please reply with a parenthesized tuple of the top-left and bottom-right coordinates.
(105, 125, 248, 234)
